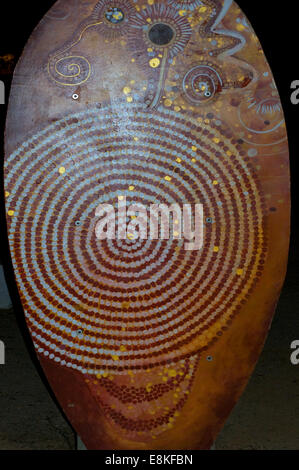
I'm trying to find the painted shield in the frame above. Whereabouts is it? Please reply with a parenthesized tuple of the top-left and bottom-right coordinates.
(4, 0, 290, 449)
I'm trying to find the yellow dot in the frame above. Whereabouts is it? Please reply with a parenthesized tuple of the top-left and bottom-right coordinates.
(5, 191, 10, 197)
(120, 345, 126, 352)
(118, 195, 124, 201)
(127, 96, 133, 103)
(213, 138, 220, 144)
(7, 210, 14, 216)
(213, 180, 218, 185)
(112, 355, 119, 361)
(191, 158, 196, 163)
(213, 246, 219, 252)
(149, 58, 160, 68)
(168, 369, 177, 377)
(164, 99, 172, 107)
(165, 176, 172, 182)
(174, 106, 181, 112)
(133, 137, 139, 141)
(129, 185, 135, 191)
(236, 269, 243, 276)
(226, 150, 232, 157)
(176, 158, 182, 163)
(191, 146, 197, 152)
(59, 167, 66, 174)
(123, 86, 131, 95)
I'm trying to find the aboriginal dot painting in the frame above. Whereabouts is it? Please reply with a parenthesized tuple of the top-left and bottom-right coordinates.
(4, 0, 290, 449)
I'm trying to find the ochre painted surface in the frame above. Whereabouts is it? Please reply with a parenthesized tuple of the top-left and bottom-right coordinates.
(4, 0, 289, 449)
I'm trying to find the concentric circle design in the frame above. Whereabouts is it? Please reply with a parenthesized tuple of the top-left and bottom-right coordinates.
(127, 3, 192, 65)
(5, 103, 267, 375)
(183, 65, 223, 104)
(91, 0, 135, 38)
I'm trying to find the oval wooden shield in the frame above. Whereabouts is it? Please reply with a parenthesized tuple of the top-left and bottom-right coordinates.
(4, 0, 290, 449)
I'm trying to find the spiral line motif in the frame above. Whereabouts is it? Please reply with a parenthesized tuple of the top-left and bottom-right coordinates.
(48, 54, 91, 86)
(183, 65, 223, 104)
(5, 103, 267, 376)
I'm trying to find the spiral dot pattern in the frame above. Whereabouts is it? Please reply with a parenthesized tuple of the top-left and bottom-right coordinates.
(5, 103, 267, 375)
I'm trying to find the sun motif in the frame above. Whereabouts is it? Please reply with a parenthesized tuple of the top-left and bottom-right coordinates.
(90, 0, 135, 39)
(127, 3, 192, 67)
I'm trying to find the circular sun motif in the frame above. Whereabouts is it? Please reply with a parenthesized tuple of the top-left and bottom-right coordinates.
(127, 3, 192, 66)
(91, 0, 135, 39)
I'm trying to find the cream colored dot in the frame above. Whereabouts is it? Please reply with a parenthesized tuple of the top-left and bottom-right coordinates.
(123, 86, 131, 95)
(164, 99, 172, 107)
(59, 167, 66, 174)
(129, 185, 135, 191)
(118, 195, 124, 201)
(127, 96, 133, 103)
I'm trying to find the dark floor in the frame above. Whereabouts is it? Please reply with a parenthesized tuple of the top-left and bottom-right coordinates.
(0, 245, 298, 450)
